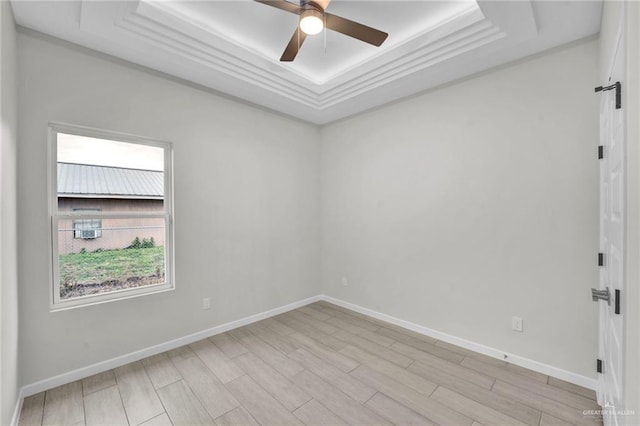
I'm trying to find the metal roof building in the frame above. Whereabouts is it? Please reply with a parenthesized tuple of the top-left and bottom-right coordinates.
(57, 163, 164, 199)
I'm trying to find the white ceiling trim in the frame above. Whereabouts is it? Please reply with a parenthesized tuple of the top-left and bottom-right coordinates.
(82, 1, 321, 107)
(318, 22, 506, 108)
(115, 3, 507, 109)
(76, 0, 541, 111)
(11, 0, 602, 124)
(116, 13, 322, 108)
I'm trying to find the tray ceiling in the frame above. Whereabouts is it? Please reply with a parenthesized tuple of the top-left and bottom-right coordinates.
(11, 0, 602, 124)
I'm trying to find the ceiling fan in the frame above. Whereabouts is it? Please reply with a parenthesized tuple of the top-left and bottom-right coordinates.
(255, 0, 388, 62)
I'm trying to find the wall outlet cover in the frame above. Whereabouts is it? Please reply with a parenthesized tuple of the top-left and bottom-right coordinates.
(512, 316, 523, 332)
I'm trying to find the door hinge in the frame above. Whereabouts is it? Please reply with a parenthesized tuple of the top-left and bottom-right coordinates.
(597, 358, 603, 373)
(615, 289, 621, 314)
(595, 81, 622, 109)
(598, 253, 604, 266)
(598, 146, 604, 159)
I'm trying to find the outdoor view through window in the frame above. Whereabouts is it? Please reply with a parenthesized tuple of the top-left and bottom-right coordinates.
(56, 131, 169, 303)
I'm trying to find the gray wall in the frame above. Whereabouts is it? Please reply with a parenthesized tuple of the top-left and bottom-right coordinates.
(17, 31, 321, 385)
(16, 26, 602, 389)
(321, 40, 599, 378)
(1, 1, 19, 424)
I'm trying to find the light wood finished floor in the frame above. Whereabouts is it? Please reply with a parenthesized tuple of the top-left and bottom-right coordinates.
(19, 302, 602, 426)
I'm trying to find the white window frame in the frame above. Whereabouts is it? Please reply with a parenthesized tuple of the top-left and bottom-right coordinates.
(48, 123, 175, 311)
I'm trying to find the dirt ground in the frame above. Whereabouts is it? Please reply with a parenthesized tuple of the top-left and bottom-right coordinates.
(60, 275, 165, 299)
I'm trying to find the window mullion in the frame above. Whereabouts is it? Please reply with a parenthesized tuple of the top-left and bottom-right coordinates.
(55, 212, 167, 220)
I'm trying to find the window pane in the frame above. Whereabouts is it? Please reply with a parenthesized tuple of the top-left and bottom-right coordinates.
(57, 133, 165, 209)
(57, 217, 166, 300)
(57, 133, 164, 172)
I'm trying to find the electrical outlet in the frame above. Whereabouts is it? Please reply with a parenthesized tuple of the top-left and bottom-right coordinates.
(202, 297, 211, 310)
(341, 277, 348, 286)
(512, 316, 523, 332)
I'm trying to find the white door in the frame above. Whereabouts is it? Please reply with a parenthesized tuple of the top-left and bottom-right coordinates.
(598, 15, 626, 426)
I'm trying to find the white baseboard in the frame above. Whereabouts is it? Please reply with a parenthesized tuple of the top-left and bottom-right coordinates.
(320, 295, 598, 391)
(17, 294, 321, 403)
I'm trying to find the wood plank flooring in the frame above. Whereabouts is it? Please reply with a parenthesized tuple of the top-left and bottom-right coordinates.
(18, 302, 602, 426)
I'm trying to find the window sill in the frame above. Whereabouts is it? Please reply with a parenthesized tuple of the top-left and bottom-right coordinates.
(50, 282, 175, 312)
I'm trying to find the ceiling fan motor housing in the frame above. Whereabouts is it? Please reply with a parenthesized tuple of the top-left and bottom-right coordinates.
(300, 0, 323, 10)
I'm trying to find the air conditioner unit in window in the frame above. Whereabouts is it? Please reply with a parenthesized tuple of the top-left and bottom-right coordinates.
(81, 229, 99, 239)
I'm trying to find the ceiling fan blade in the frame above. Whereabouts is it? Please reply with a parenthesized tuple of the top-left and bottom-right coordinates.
(254, 0, 302, 15)
(325, 13, 388, 46)
(280, 28, 307, 61)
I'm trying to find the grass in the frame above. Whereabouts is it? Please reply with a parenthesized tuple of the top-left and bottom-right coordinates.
(59, 246, 165, 285)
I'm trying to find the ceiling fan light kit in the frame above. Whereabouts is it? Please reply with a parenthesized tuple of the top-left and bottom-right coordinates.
(300, 9, 324, 35)
(255, 0, 388, 62)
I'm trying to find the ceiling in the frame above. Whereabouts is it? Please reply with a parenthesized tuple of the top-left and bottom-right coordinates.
(11, 0, 602, 124)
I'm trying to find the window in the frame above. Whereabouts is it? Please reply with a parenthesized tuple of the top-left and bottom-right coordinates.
(73, 209, 102, 239)
(49, 123, 174, 309)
